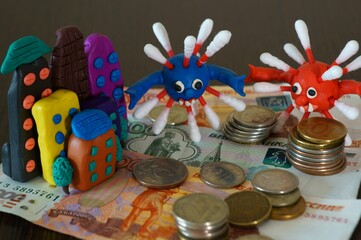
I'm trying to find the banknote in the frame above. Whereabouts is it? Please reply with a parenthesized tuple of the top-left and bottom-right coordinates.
(0, 148, 358, 240)
(0, 85, 360, 240)
(126, 117, 361, 199)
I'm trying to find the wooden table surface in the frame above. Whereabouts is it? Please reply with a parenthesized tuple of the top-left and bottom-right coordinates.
(0, 1, 361, 239)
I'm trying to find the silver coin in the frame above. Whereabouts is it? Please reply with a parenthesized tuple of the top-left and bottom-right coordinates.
(232, 106, 277, 128)
(132, 157, 188, 189)
(287, 145, 343, 163)
(287, 142, 344, 161)
(173, 193, 229, 229)
(200, 162, 246, 189)
(177, 226, 229, 240)
(222, 126, 268, 144)
(177, 222, 229, 239)
(252, 169, 299, 194)
(224, 122, 271, 137)
(286, 149, 344, 168)
(259, 188, 301, 207)
(175, 214, 228, 231)
(286, 151, 345, 170)
(228, 114, 277, 132)
(287, 153, 346, 176)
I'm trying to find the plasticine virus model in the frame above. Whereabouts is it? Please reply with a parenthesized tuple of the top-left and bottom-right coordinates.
(245, 19, 361, 145)
(126, 19, 247, 142)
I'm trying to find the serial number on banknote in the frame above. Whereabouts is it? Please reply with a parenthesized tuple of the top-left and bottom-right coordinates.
(304, 212, 349, 224)
(0, 181, 62, 202)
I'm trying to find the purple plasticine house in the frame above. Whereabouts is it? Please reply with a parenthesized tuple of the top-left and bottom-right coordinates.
(84, 33, 127, 141)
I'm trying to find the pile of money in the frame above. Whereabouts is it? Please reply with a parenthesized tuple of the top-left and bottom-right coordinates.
(200, 161, 246, 189)
(222, 105, 277, 144)
(252, 169, 305, 220)
(172, 193, 230, 239)
(286, 117, 347, 176)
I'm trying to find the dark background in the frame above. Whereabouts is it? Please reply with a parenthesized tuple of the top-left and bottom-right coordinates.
(0, 0, 360, 239)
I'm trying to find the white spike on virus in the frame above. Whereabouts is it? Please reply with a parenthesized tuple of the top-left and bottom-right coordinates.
(133, 98, 159, 119)
(144, 44, 173, 69)
(144, 44, 167, 65)
(187, 112, 201, 142)
(219, 94, 246, 112)
(334, 40, 359, 65)
(321, 66, 343, 80)
(205, 30, 232, 57)
(295, 19, 311, 51)
(260, 52, 292, 72)
(152, 22, 173, 57)
(254, 82, 282, 93)
(334, 100, 359, 120)
(284, 43, 306, 65)
(344, 133, 352, 146)
(184, 36, 196, 58)
(345, 55, 361, 73)
(183, 35, 196, 67)
(194, 18, 214, 54)
(203, 105, 222, 130)
(152, 107, 171, 135)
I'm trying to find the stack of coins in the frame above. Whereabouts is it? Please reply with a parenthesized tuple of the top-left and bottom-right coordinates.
(286, 117, 347, 176)
(222, 105, 277, 144)
(173, 193, 229, 239)
(252, 169, 305, 220)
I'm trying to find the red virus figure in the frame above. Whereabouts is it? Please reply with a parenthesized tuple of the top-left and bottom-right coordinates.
(246, 19, 361, 145)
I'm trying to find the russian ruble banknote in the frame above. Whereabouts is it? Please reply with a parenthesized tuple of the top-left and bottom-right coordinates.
(0, 85, 360, 239)
(0, 148, 360, 240)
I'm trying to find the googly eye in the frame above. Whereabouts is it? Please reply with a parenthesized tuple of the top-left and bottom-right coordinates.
(174, 81, 185, 93)
(292, 82, 302, 95)
(307, 87, 317, 98)
(192, 79, 203, 90)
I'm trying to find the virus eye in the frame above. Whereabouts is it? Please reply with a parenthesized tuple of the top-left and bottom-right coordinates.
(192, 79, 203, 90)
(307, 87, 317, 98)
(174, 81, 185, 93)
(292, 82, 302, 95)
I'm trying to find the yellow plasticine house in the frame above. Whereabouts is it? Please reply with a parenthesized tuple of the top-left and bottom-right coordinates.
(32, 89, 80, 185)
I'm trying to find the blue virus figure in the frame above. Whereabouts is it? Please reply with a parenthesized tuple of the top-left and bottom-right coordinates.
(126, 19, 246, 142)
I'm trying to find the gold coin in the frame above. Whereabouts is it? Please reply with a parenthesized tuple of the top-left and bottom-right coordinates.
(225, 191, 271, 227)
(289, 127, 343, 150)
(296, 117, 347, 144)
(148, 104, 188, 125)
(232, 105, 276, 128)
(270, 196, 306, 220)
